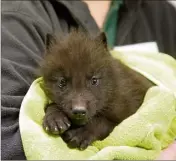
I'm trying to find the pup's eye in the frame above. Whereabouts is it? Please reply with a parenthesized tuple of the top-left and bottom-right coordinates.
(91, 77, 99, 86)
(58, 77, 67, 88)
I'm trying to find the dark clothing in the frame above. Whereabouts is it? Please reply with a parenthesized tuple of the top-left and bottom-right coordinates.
(1, 0, 176, 159)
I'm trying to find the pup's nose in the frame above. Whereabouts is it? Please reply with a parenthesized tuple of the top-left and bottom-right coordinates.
(73, 109, 86, 115)
(72, 106, 87, 118)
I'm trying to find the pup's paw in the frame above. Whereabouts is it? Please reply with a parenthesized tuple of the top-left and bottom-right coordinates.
(43, 111, 71, 135)
(62, 127, 94, 150)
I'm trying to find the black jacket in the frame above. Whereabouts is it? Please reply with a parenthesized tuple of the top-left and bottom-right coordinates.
(1, 0, 176, 159)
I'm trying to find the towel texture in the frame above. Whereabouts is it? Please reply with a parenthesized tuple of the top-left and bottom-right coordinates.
(19, 51, 176, 160)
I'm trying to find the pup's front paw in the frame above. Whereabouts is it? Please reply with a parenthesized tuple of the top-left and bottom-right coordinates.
(43, 110, 71, 135)
(62, 127, 94, 150)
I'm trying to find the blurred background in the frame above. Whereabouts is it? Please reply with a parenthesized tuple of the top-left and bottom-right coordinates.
(168, 0, 176, 8)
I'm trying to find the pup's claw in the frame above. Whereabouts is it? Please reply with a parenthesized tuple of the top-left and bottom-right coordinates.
(45, 126, 49, 131)
(54, 127, 58, 132)
(42, 111, 71, 135)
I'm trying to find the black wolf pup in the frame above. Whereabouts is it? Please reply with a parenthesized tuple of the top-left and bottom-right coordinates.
(41, 30, 153, 150)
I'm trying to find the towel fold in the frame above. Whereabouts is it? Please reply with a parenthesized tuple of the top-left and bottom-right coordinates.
(19, 51, 176, 160)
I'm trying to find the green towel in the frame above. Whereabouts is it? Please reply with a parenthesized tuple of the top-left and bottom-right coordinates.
(19, 51, 176, 160)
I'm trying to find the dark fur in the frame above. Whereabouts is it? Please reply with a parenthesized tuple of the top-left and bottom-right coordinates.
(41, 30, 154, 150)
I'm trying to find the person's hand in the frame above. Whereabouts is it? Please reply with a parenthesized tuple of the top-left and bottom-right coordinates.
(156, 141, 176, 160)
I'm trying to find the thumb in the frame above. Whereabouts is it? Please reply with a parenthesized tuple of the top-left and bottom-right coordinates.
(156, 141, 176, 160)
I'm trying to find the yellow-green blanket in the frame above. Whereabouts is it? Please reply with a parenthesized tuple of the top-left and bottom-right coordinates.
(19, 51, 176, 160)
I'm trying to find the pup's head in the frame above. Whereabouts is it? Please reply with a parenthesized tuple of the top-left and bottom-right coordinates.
(41, 30, 117, 126)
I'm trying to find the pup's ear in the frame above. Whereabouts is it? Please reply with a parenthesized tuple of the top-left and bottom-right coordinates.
(95, 32, 108, 49)
(45, 33, 57, 51)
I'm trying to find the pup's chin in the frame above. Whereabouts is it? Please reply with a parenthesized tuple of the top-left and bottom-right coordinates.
(71, 117, 88, 127)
